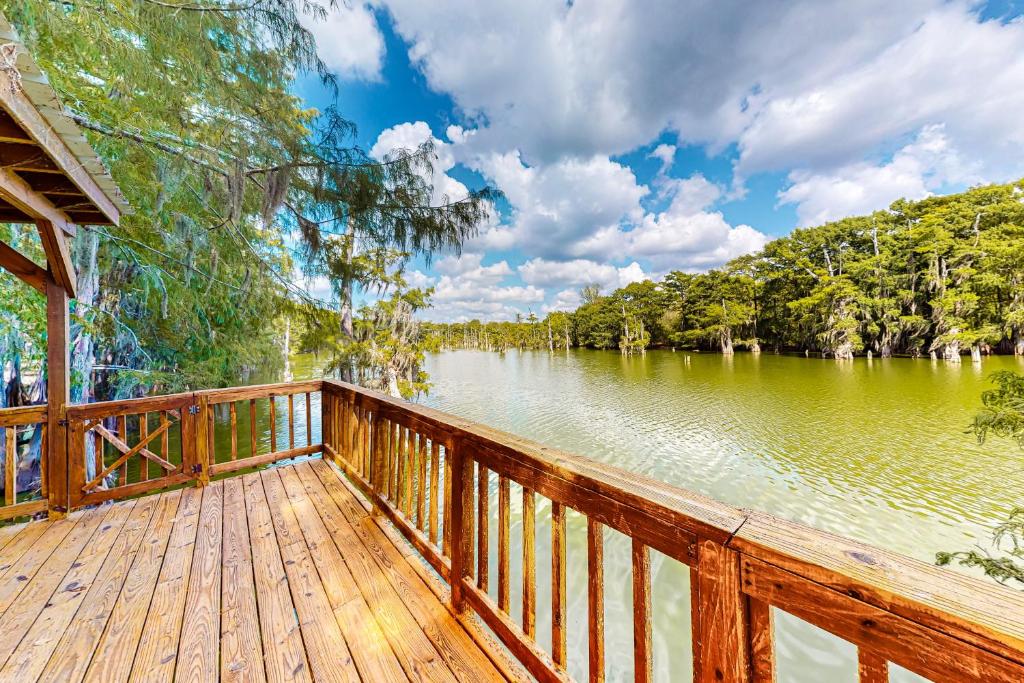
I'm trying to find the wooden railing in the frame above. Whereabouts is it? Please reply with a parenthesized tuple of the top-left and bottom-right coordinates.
(0, 404, 48, 520)
(320, 379, 1024, 683)
(61, 381, 322, 508)
(4, 378, 1024, 681)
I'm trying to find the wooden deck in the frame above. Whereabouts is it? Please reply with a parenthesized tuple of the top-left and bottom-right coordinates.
(0, 459, 513, 682)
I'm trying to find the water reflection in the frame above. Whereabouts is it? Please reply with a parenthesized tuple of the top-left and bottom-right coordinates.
(415, 349, 1023, 681)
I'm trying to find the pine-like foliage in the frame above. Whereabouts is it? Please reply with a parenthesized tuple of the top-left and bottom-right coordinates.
(1, 1, 497, 399)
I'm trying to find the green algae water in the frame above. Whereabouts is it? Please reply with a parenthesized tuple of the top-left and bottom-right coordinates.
(275, 350, 1023, 682)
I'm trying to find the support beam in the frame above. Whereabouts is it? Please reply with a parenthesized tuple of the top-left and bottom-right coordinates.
(35, 219, 76, 297)
(46, 273, 70, 518)
(0, 239, 46, 293)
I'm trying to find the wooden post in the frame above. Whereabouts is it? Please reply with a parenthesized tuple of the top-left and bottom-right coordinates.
(696, 540, 750, 683)
(193, 394, 211, 486)
(448, 437, 470, 612)
(45, 274, 69, 518)
(321, 388, 333, 461)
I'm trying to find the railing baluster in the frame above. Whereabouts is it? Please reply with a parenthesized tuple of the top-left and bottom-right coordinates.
(552, 501, 566, 667)
(360, 406, 370, 477)
(588, 518, 605, 683)
(229, 402, 238, 462)
(160, 412, 170, 474)
(448, 438, 469, 612)
(498, 474, 510, 612)
(93, 427, 103, 482)
(477, 464, 489, 591)
(139, 413, 149, 481)
(206, 406, 215, 475)
(748, 597, 775, 682)
(858, 650, 888, 683)
(466, 461, 476, 581)
(443, 443, 452, 556)
(386, 421, 394, 500)
(269, 396, 277, 453)
(373, 416, 385, 494)
(403, 428, 413, 517)
(249, 399, 257, 457)
(417, 433, 427, 531)
(40, 424, 47, 497)
(391, 422, 400, 502)
(305, 391, 312, 447)
(5, 426, 15, 506)
(287, 393, 295, 450)
(522, 486, 536, 639)
(118, 415, 128, 486)
(632, 539, 652, 683)
(429, 440, 440, 545)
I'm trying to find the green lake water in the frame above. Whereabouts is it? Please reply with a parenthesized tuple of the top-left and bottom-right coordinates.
(284, 350, 1024, 682)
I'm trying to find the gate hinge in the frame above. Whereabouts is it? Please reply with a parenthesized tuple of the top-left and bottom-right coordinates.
(188, 405, 200, 415)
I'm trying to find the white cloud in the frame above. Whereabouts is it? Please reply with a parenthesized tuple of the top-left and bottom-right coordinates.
(778, 124, 983, 225)
(371, 121, 472, 206)
(379, 1, 1024, 188)
(544, 288, 583, 313)
(465, 151, 646, 259)
(403, 269, 436, 289)
(623, 178, 768, 271)
(302, 2, 385, 81)
(518, 258, 646, 290)
(735, 5, 1024, 179)
(380, 0, 940, 162)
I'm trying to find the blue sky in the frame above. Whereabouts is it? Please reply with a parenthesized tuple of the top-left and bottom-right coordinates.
(294, 0, 1024, 321)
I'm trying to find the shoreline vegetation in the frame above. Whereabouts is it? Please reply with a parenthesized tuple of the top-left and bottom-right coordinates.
(422, 180, 1024, 363)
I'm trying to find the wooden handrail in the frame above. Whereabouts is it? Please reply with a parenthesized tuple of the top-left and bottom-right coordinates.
(320, 379, 1024, 683)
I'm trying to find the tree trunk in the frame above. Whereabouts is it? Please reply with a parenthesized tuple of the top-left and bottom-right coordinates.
(834, 341, 854, 360)
(1015, 336, 1024, 357)
(942, 335, 961, 363)
(71, 230, 101, 481)
(749, 338, 761, 354)
(720, 328, 734, 355)
(970, 344, 982, 364)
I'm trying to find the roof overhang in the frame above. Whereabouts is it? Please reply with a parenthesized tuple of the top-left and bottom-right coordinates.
(0, 14, 131, 298)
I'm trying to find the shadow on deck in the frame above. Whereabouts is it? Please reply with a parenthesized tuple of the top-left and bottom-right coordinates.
(0, 459, 516, 682)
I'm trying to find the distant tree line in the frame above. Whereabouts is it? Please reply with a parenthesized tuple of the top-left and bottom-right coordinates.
(424, 180, 1024, 360)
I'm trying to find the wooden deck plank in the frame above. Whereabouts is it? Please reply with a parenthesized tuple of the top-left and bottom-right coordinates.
(308, 460, 511, 683)
(276, 466, 408, 683)
(0, 513, 82, 616)
(128, 486, 203, 682)
(242, 473, 310, 683)
(82, 490, 183, 683)
(0, 505, 109, 668)
(0, 520, 53, 577)
(0, 461, 517, 683)
(175, 482, 224, 683)
(0, 521, 28, 555)
(38, 495, 160, 682)
(259, 469, 361, 683)
(292, 462, 458, 683)
(0, 501, 137, 683)
(336, 471, 530, 683)
(325, 461, 516, 682)
(220, 477, 266, 683)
